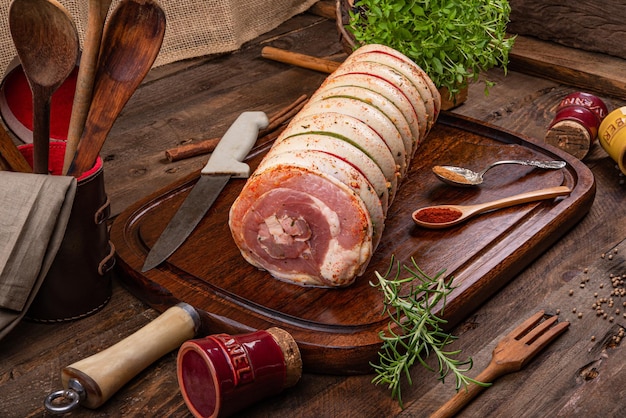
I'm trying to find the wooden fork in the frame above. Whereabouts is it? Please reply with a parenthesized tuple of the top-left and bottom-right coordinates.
(431, 310, 570, 418)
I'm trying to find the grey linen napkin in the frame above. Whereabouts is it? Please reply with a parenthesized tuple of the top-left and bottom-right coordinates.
(0, 171, 76, 340)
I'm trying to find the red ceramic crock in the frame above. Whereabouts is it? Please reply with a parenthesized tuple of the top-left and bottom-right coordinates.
(177, 328, 301, 418)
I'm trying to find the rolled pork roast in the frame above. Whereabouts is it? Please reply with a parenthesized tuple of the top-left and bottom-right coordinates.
(229, 44, 441, 287)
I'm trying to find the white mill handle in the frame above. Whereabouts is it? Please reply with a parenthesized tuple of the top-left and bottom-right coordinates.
(466, 186, 572, 214)
(61, 303, 199, 409)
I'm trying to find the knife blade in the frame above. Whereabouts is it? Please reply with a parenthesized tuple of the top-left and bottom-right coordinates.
(142, 111, 269, 272)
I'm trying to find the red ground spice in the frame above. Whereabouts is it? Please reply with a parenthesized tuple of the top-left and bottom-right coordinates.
(414, 207, 462, 223)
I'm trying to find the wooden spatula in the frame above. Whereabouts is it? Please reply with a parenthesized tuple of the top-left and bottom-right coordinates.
(431, 310, 569, 418)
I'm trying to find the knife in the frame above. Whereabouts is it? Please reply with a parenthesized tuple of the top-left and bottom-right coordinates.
(142, 111, 269, 272)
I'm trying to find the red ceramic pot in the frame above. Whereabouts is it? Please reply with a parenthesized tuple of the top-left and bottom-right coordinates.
(177, 328, 302, 418)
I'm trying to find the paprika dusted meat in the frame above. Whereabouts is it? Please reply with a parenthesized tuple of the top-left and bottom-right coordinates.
(228, 44, 440, 287)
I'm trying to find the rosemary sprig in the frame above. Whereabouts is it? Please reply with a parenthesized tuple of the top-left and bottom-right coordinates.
(370, 257, 489, 407)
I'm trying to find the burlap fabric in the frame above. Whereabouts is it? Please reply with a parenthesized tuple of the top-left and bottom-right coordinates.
(0, 0, 318, 77)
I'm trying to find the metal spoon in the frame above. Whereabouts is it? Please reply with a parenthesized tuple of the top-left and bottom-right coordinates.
(66, 0, 166, 178)
(412, 186, 572, 229)
(433, 160, 567, 187)
(9, 0, 79, 174)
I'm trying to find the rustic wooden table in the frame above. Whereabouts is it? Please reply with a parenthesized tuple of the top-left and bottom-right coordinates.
(1, 8, 625, 418)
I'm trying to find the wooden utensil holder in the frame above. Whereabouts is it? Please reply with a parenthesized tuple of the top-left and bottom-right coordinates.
(19, 141, 115, 322)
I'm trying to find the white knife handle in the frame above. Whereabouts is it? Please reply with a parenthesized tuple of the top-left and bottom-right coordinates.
(201, 111, 269, 178)
(60, 303, 200, 409)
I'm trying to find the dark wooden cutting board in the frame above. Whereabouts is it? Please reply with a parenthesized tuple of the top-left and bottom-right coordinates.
(110, 112, 595, 374)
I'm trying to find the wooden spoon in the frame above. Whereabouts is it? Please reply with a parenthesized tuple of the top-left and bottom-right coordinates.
(66, 0, 166, 178)
(9, 0, 79, 174)
(412, 186, 572, 229)
(62, 0, 113, 175)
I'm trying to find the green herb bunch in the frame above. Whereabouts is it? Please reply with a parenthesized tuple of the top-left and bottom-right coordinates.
(370, 257, 488, 407)
(347, 0, 515, 97)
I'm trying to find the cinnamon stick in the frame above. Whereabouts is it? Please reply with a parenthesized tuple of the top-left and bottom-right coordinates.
(164, 138, 220, 162)
(165, 94, 308, 162)
(261, 46, 341, 74)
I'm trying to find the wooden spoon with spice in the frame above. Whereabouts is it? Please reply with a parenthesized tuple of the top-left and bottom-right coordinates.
(412, 186, 572, 229)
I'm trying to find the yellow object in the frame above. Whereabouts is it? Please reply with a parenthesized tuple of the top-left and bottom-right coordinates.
(598, 106, 626, 175)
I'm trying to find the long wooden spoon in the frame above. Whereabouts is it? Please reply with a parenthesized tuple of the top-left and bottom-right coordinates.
(62, 0, 113, 175)
(66, 0, 166, 178)
(412, 186, 572, 229)
(9, 0, 79, 174)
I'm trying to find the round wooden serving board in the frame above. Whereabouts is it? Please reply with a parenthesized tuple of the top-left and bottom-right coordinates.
(110, 112, 595, 374)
